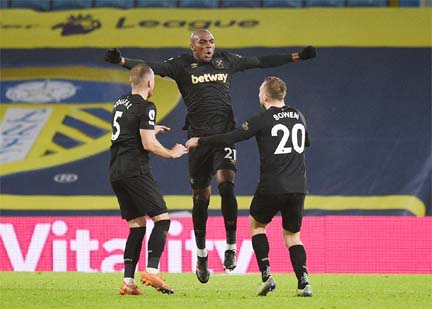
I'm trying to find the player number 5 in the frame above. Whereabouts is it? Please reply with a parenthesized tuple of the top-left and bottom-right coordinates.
(111, 111, 123, 141)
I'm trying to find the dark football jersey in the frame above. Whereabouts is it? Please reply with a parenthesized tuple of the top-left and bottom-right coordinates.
(109, 94, 156, 181)
(199, 105, 310, 194)
(124, 51, 294, 137)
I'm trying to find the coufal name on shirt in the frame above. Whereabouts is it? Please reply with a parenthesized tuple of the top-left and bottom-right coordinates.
(273, 111, 299, 121)
(191, 73, 228, 84)
(113, 98, 132, 109)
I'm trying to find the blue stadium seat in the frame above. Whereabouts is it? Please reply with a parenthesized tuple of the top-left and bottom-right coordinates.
(0, 0, 9, 9)
(304, 0, 344, 6)
(399, 0, 420, 6)
(263, 0, 303, 7)
(179, 0, 219, 7)
(10, 0, 50, 10)
(346, 0, 387, 6)
(52, 0, 92, 10)
(93, 0, 134, 9)
(221, 0, 262, 7)
(136, 0, 178, 7)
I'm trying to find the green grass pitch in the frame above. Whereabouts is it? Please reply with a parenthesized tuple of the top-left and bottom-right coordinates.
(0, 272, 431, 308)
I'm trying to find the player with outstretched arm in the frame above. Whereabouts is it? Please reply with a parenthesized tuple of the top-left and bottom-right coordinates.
(186, 76, 313, 297)
(105, 30, 316, 283)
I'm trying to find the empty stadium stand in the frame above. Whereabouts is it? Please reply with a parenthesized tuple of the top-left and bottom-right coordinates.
(0, 0, 426, 9)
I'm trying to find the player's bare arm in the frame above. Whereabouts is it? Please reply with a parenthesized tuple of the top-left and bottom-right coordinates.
(154, 125, 170, 135)
(140, 129, 187, 158)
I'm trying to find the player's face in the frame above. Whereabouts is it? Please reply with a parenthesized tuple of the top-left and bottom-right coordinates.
(191, 31, 215, 62)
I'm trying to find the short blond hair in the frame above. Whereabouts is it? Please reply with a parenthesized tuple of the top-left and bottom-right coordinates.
(263, 76, 286, 101)
(130, 63, 153, 87)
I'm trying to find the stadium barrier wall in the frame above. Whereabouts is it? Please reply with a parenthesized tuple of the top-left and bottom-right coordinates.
(1, 216, 431, 274)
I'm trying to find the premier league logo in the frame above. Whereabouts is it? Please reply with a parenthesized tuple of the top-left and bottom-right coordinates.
(52, 14, 101, 36)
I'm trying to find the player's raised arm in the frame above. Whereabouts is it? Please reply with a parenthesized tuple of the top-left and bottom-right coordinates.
(104, 48, 173, 76)
(229, 46, 317, 72)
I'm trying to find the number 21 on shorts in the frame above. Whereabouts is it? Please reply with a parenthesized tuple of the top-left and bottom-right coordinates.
(224, 147, 237, 161)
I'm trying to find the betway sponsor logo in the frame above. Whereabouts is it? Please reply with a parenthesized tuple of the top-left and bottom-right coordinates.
(191, 73, 228, 84)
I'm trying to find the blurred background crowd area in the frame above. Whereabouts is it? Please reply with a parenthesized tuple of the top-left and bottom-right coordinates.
(1, 0, 430, 10)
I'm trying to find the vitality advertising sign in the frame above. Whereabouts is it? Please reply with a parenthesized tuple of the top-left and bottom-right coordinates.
(1, 216, 431, 273)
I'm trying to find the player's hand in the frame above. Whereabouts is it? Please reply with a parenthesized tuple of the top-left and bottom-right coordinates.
(104, 48, 122, 64)
(299, 46, 316, 60)
(170, 143, 188, 158)
(155, 125, 170, 135)
(186, 137, 200, 150)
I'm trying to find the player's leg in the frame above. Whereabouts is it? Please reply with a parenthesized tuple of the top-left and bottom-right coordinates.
(138, 172, 174, 294)
(192, 187, 211, 283)
(111, 178, 146, 296)
(188, 145, 212, 283)
(249, 193, 278, 296)
(215, 169, 237, 270)
(120, 216, 146, 295)
(281, 193, 312, 297)
(214, 145, 238, 271)
(141, 212, 174, 294)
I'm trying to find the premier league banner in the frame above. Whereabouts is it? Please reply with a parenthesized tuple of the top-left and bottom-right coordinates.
(0, 8, 431, 215)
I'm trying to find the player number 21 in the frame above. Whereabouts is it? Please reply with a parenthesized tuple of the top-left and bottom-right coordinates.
(224, 147, 237, 161)
(271, 123, 305, 154)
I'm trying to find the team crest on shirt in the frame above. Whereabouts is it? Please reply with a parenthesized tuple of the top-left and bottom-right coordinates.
(241, 121, 249, 131)
(212, 58, 225, 69)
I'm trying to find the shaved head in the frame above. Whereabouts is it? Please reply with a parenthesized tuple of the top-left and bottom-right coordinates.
(189, 29, 215, 62)
(190, 29, 214, 43)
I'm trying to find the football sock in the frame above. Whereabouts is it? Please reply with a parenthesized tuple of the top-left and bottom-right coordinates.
(123, 277, 134, 285)
(226, 243, 236, 251)
(219, 182, 238, 245)
(147, 220, 170, 269)
(197, 248, 208, 258)
(145, 267, 159, 274)
(252, 233, 271, 282)
(192, 198, 209, 249)
(289, 244, 309, 288)
(124, 226, 146, 279)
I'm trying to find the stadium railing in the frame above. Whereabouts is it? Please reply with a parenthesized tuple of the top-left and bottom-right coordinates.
(0, 0, 426, 10)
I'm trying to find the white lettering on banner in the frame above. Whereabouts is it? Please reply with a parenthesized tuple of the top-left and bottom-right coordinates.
(167, 220, 183, 273)
(0, 108, 52, 163)
(70, 230, 99, 272)
(0, 219, 255, 272)
(101, 239, 126, 272)
(52, 221, 68, 272)
(0, 223, 50, 271)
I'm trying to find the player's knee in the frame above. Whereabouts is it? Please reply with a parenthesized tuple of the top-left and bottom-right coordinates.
(193, 187, 211, 201)
(193, 198, 209, 211)
(218, 182, 235, 198)
(154, 219, 171, 233)
(283, 230, 302, 247)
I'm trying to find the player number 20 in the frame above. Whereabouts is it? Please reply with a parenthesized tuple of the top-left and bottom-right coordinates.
(271, 123, 305, 154)
(111, 111, 123, 141)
